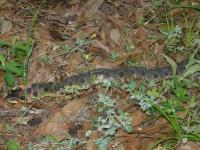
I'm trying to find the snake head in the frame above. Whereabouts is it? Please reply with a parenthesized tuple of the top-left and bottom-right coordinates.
(6, 88, 25, 100)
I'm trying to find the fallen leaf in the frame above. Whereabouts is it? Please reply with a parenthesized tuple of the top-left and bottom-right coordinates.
(34, 99, 89, 140)
(139, 0, 151, 8)
(80, 0, 104, 18)
(135, 8, 146, 24)
(176, 142, 200, 150)
(1, 20, 13, 34)
(110, 28, 121, 45)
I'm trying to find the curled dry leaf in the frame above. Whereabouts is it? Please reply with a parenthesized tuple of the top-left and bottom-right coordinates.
(91, 39, 111, 53)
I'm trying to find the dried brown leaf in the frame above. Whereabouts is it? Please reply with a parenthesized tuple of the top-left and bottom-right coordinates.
(139, 0, 151, 8)
(110, 28, 121, 45)
(1, 20, 12, 34)
(80, 0, 104, 18)
(176, 142, 200, 150)
(34, 99, 89, 140)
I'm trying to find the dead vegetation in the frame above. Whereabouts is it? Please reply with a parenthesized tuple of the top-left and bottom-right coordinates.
(0, 0, 200, 149)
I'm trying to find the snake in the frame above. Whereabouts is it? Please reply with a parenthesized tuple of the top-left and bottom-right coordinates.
(6, 59, 189, 100)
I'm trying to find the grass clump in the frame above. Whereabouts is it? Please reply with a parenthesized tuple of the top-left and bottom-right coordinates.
(128, 54, 200, 148)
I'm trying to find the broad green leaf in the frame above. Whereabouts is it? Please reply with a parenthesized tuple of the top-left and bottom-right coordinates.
(162, 54, 177, 77)
(124, 123, 133, 133)
(15, 42, 26, 51)
(42, 135, 57, 142)
(5, 61, 24, 75)
(174, 87, 188, 99)
(191, 4, 200, 10)
(182, 64, 200, 79)
(25, 40, 32, 55)
(0, 40, 10, 47)
(0, 53, 6, 68)
(4, 71, 15, 87)
(6, 139, 20, 150)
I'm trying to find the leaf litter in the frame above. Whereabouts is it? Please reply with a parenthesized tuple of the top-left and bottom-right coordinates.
(0, 0, 200, 149)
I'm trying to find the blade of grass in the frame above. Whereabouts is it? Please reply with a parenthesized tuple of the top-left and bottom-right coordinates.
(152, 104, 183, 135)
(171, 4, 200, 11)
(148, 137, 177, 150)
(162, 54, 177, 77)
(23, 0, 47, 84)
(181, 63, 200, 79)
(23, 7, 40, 84)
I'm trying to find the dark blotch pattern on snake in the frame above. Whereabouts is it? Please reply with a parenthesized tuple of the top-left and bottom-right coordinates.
(6, 59, 189, 100)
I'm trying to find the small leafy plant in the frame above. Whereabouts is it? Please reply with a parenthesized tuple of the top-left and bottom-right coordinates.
(6, 139, 20, 150)
(63, 85, 82, 95)
(110, 51, 119, 61)
(160, 24, 184, 52)
(40, 55, 53, 64)
(93, 94, 133, 149)
(0, 40, 26, 87)
(27, 135, 81, 150)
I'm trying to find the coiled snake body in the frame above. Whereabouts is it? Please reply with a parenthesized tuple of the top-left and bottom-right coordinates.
(6, 59, 188, 100)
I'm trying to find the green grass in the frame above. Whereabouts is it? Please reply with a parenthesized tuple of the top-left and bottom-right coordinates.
(2, 0, 200, 149)
(97, 55, 199, 148)
(13, 55, 200, 149)
(131, 54, 200, 148)
(6, 139, 20, 150)
(144, 0, 200, 54)
(59, 58, 199, 148)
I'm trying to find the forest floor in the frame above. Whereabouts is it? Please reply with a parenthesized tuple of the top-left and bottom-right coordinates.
(0, 0, 200, 149)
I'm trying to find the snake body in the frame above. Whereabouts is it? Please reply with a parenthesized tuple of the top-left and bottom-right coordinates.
(6, 59, 188, 100)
